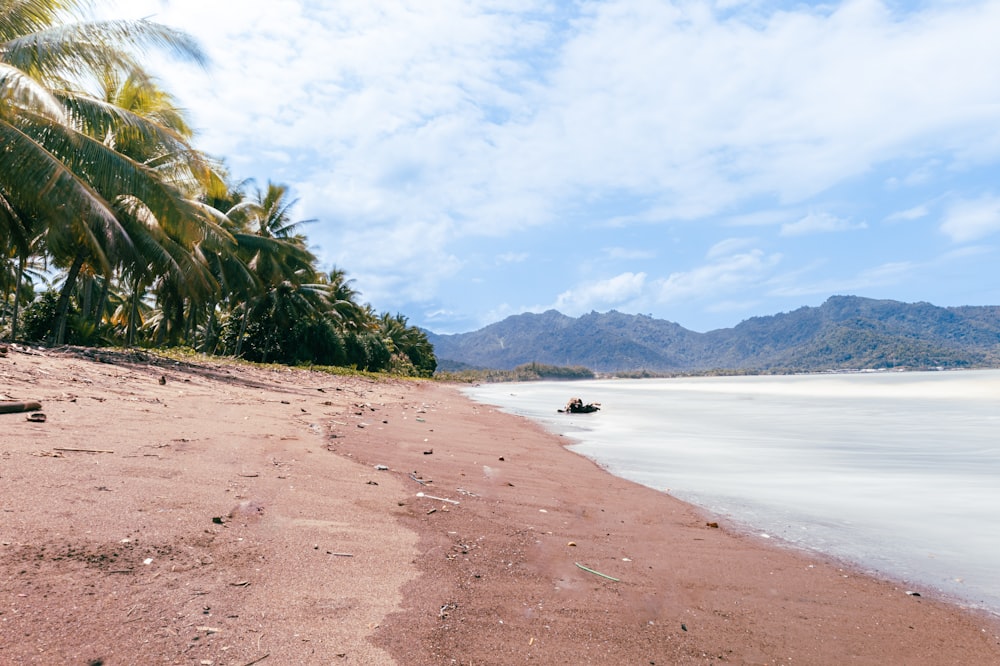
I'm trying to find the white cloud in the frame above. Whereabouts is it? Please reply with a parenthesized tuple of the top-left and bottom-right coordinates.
(112, 0, 1000, 243)
(885, 160, 943, 190)
(655, 250, 781, 303)
(939, 245, 992, 262)
(770, 260, 918, 298)
(780, 212, 867, 237)
(605, 247, 656, 260)
(327, 217, 464, 305)
(940, 194, 1000, 243)
(510, 0, 1000, 214)
(724, 210, 794, 228)
(886, 204, 930, 222)
(552, 272, 647, 314)
(496, 252, 529, 264)
(707, 237, 757, 259)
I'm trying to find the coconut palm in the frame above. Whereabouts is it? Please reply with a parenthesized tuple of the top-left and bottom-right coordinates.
(0, 196, 41, 339)
(377, 312, 437, 376)
(219, 181, 322, 357)
(84, 69, 227, 346)
(321, 266, 367, 330)
(0, 0, 209, 343)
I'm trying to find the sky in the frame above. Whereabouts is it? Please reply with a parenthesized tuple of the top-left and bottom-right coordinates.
(98, 0, 1000, 333)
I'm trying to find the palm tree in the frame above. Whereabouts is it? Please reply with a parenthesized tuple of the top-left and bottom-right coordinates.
(321, 266, 366, 330)
(222, 182, 320, 358)
(0, 0, 209, 343)
(0, 196, 41, 339)
(377, 312, 437, 376)
(86, 68, 225, 347)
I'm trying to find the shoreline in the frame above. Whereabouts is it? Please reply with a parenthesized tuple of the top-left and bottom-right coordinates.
(2, 349, 998, 664)
(462, 373, 1000, 620)
(344, 380, 1000, 664)
(555, 449, 1000, 622)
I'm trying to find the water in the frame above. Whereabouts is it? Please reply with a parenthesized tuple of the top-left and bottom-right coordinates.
(462, 370, 1000, 615)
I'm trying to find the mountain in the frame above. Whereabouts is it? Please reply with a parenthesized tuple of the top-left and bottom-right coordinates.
(426, 296, 1000, 373)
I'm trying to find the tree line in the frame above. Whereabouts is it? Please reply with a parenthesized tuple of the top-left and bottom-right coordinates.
(0, 1, 435, 377)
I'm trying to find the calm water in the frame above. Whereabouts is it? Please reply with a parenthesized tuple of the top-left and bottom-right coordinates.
(462, 370, 1000, 614)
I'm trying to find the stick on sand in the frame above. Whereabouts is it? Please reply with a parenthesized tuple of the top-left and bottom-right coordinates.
(575, 562, 620, 582)
(0, 401, 42, 414)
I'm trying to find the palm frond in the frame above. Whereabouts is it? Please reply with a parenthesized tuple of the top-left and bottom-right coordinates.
(0, 115, 123, 261)
(0, 0, 69, 43)
(57, 90, 195, 155)
(0, 62, 67, 121)
(16, 106, 204, 233)
(4, 18, 207, 80)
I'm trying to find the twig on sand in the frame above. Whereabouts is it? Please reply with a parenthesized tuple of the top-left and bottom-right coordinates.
(409, 472, 429, 486)
(575, 562, 620, 582)
(415, 492, 458, 505)
(53, 447, 114, 454)
(243, 655, 269, 666)
(329, 552, 354, 557)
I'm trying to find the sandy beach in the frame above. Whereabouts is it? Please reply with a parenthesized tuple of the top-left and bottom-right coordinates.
(1, 347, 998, 665)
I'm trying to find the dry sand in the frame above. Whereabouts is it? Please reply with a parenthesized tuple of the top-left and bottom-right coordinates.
(1, 346, 998, 665)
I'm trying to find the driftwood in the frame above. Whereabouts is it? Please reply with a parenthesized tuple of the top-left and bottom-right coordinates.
(53, 447, 114, 454)
(0, 401, 42, 414)
(558, 398, 601, 414)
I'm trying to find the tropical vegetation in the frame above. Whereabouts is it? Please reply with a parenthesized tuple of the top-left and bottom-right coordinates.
(0, 0, 435, 376)
(436, 362, 595, 383)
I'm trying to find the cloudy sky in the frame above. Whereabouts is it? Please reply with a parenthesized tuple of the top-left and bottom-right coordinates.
(100, 0, 1000, 333)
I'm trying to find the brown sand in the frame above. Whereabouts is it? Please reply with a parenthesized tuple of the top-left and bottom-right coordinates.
(1, 347, 997, 665)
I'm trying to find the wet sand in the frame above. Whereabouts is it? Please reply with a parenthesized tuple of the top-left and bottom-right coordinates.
(1, 347, 998, 664)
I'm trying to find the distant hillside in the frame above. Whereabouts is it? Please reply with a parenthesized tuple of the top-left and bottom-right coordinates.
(426, 296, 1000, 374)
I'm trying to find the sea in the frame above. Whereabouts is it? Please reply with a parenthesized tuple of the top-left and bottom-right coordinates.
(461, 369, 1000, 616)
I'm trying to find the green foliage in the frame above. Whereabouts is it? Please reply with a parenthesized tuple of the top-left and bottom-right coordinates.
(287, 319, 348, 367)
(437, 362, 595, 383)
(218, 309, 345, 367)
(344, 331, 392, 373)
(400, 329, 436, 378)
(20, 291, 74, 343)
(514, 362, 595, 379)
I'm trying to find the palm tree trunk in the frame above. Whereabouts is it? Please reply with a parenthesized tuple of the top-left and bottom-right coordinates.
(81, 274, 93, 324)
(10, 255, 26, 341)
(95, 275, 110, 334)
(53, 250, 86, 345)
(184, 299, 202, 348)
(207, 307, 218, 354)
(234, 304, 250, 357)
(127, 274, 142, 347)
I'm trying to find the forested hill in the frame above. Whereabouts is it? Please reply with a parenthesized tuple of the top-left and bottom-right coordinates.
(426, 296, 1000, 374)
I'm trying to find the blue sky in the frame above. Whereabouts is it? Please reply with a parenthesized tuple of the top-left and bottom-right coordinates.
(102, 0, 1000, 333)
